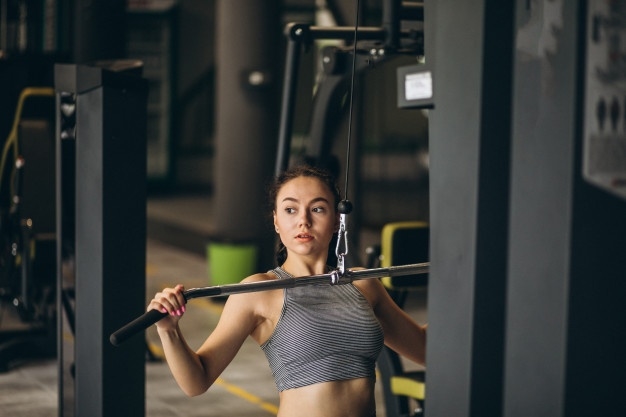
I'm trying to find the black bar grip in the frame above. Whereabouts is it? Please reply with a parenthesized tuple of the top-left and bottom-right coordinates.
(110, 308, 167, 346)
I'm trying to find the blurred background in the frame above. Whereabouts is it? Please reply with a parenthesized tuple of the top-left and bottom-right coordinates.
(0, 0, 429, 227)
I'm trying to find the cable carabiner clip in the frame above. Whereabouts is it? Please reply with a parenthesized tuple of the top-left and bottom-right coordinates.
(335, 200, 353, 275)
(335, 217, 349, 275)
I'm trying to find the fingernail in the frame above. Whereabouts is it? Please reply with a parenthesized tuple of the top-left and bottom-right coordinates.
(181, 306, 186, 313)
(160, 308, 167, 313)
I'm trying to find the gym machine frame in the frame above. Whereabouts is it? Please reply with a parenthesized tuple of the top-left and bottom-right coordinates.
(274, 1, 425, 176)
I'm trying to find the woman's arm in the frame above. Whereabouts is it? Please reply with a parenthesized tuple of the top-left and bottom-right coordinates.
(355, 279, 427, 365)
(157, 321, 214, 396)
(150, 277, 265, 397)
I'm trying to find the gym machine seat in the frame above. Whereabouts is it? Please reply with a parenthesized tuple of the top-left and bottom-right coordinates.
(368, 221, 429, 417)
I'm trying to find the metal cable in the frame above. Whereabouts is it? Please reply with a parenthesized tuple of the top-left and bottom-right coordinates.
(343, 0, 361, 200)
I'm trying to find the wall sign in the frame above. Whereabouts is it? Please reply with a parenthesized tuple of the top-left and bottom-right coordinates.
(583, 0, 626, 200)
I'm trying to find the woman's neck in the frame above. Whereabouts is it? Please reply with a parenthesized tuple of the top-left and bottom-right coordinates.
(281, 256, 328, 277)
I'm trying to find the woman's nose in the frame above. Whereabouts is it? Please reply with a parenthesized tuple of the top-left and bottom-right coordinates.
(298, 212, 311, 227)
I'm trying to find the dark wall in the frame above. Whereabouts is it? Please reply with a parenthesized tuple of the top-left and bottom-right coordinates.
(73, 0, 126, 63)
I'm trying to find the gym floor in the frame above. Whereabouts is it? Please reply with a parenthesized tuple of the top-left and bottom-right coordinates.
(0, 193, 427, 417)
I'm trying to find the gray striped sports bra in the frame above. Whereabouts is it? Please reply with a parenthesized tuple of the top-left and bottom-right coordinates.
(261, 267, 384, 391)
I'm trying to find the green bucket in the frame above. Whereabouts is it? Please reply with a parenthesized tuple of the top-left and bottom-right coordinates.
(207, 242, 257, 286)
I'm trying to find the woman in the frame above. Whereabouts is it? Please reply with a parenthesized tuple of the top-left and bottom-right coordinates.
(148, 164, 427, 417)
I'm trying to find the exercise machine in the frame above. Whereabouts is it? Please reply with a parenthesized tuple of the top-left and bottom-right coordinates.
(0, 87, 57, 371)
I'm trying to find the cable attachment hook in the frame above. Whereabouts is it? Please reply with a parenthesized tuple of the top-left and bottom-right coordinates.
(335, 200, 353, 275)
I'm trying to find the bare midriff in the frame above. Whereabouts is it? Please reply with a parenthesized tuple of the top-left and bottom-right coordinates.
(277, 377, 376, 417)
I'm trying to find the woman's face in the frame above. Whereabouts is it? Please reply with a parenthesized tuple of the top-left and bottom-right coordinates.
(273, 176, 339, 260)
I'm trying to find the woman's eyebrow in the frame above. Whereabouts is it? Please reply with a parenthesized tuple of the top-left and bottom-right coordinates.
(310, 197, 330, 204)
(280, 197, 330, 204)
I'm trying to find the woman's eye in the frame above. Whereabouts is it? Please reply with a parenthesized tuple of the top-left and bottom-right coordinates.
(312, 207, 325, 213)
(285, 207, 296, 214)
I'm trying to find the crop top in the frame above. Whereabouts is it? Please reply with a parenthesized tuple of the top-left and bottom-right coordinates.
(260, 267, 384, 392)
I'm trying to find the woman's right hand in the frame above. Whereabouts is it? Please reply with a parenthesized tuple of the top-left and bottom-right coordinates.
(147, 284, 187, 331)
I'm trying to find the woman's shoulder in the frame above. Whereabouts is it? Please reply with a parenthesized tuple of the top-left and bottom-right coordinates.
(240, 271, 279, 284)
(350, 269, 387, 304)
(222, 271, 281, 313)
(227, 271, 283, 333)
(352, 274, 384, 292)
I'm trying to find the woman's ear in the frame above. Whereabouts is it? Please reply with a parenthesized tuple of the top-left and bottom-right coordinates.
(273, 211, 279, 233)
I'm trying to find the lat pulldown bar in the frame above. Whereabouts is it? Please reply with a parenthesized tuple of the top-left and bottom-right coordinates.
(110, 262, 429, 346)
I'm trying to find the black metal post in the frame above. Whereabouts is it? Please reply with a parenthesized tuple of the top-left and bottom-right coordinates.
(274, 32, 303, 177)
(55, 62, 147, 417)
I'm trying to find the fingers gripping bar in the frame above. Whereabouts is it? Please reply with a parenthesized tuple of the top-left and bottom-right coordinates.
(109, 262, 429, 346)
